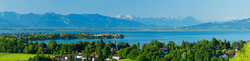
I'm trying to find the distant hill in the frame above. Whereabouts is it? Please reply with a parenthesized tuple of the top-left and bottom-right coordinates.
(0, 18, 23, 27)
(0, 11, 156, 28)
(182, 18, 250, 29)
(113, 15, 201, 27)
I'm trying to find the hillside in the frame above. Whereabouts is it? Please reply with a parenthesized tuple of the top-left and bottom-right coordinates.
(0, 18, 23, 27)
(182, 18, 250, 29)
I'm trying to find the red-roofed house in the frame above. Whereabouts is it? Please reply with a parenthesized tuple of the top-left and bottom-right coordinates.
(226, 50, 233, 54)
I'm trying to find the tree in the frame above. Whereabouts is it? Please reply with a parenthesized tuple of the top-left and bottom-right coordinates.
(226, 41, 230, 49)
(137, 42, 140, 49)
(239, 40, 244, 49)
(130, 44, 137, 49)
(218, 39, 223, 49)
(216, 51, 222, 57)
(84, 46, 90, 61)
(181, 52, 187, 60)
(218, 56, 224, 61)
(211, 57, 217, 61)
(230, 41, 250, 61)
(194, 52, 201, 61)
(96, 46, 104, 61)
(117, 42, 126, 50)
(225, 57, 229, 61)
(146, 52, 153, 60)
(211, 37, 218, 48)
(181, 40, 186, 49)
(166, 41, 175, 51)
(28, 44, 35, 53)
(223, 39, 227, 49)
(121, 47, 131, 58)
(37, 47, 43, 54)
(163, 54, 170, 61)
(127, 49, 139, 60)
(99, 39, 105, 48)
(125, 42, 130, 47)
(102, 45, 111, 58)
(69, 54, 74, 61)
(23, 46, 28, 53)
(60, 50, 64, 55)
(136, 54, 149, 61)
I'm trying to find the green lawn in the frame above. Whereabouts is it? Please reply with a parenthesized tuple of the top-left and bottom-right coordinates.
(118, 59, 133, 61)
(0, 53, 54, 61)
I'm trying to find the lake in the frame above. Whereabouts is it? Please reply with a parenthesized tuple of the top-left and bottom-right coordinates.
(0, 30, 250, 45)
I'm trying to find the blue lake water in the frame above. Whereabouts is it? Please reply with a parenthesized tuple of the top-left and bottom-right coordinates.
(0, 30, 250, 45)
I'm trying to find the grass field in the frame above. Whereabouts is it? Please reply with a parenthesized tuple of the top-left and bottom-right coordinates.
(118, 59, 133, 61)
(0, 53, 54, 61)
(0, 53, 131, 61)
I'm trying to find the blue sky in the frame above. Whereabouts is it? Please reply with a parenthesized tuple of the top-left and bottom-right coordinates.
(0, 0, 250, 21)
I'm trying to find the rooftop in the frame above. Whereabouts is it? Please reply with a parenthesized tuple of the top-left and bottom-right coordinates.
(160, 48, 168, 50)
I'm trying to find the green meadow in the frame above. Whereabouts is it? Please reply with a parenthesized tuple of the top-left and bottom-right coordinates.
(0, 53, 54, 61)
(117, 59, 134, 61)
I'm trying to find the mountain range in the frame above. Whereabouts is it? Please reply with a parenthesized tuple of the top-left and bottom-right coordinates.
(182, 18, 250, 29)
(0, 11, 203, 28)
(113, 15, 201, 27)
(2, 11, 249, 29)
(0, 11, 157, 28)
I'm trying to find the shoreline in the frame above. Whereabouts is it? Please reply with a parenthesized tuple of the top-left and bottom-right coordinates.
(0, 29, 249, 31)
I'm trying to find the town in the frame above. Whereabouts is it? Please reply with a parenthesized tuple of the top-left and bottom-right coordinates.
(0, 32, 125, 41)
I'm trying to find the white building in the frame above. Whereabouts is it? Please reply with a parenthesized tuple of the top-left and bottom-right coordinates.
(112, 54, 121, 60)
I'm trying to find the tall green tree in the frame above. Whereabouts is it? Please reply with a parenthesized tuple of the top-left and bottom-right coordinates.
(96, 46, 104, 61)
(102, 45, 111, 58)
(137, 42, 140, 49)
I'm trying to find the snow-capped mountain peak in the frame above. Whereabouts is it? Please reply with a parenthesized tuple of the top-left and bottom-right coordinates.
(112, 15, 201, 27)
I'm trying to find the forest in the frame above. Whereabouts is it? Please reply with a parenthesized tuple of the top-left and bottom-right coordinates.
(0, 35, 246, 61)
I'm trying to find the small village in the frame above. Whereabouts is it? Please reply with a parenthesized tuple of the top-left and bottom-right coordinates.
(0, 32, 125, 39)
(48, 40, 121, 61)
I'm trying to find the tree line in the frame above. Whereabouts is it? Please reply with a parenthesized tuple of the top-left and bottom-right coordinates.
(4, 32, 124, 41)
(0, 36, 245, 61)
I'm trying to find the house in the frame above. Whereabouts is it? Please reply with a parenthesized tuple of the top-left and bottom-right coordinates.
(51, 58, 55, 61)
(160, 48, 169, 54)
(112, 34, 117, 37)
(72, 54, 84, 59)
(235, 47, 240, 52)
(63, 54, 94, 61)
(221, 54, 227, 58)
(81, 55, 91, 60)
(94, 34, 102, 36)
(111, 47, 116, 52)
(71, 54, 93, 60)
(103, 33, 110, 36)
(63, 54, 70, 60)
(235, 51, 240, 54)
(51, 56, 63, 61)
(43, 48, 47, 52)
(89, 52, 98, 61)
(226, 50, 233, 54)
(105, 58, 111, 61)
(112, 54, 121, 60)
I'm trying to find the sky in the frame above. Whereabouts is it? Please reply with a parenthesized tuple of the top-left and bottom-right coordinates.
(0, 0, 250, 21)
